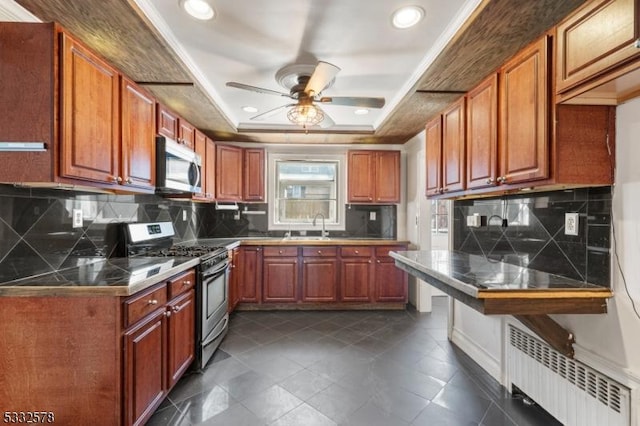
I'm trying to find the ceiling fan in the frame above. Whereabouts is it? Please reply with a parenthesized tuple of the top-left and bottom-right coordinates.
(226, 61, 385, 128)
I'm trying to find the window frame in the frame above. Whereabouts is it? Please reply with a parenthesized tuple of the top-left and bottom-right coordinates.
(268, 152, 346, 231)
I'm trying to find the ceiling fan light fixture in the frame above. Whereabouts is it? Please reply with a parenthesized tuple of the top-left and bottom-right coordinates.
(181, 0, 215, 20)
(392, 6, 424, 29)
(287, 104, 324, 126)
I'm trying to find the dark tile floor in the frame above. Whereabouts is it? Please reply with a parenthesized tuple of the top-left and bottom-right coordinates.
(148, 297, 561, 425)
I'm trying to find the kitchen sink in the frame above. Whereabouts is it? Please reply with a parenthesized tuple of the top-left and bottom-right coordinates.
(282, 236, 331, 241)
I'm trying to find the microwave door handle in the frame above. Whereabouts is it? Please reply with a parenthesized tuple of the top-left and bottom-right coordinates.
(189, 161, 200, 189)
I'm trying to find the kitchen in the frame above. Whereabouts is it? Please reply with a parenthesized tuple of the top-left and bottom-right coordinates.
(0, 0, 639, 425)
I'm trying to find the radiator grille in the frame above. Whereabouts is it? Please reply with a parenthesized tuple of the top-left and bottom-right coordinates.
(508, 325, 630, 426)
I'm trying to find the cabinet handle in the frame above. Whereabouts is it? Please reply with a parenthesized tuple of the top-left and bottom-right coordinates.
(354, 250, 359, 254)
(147, 299, 158, 305)
(172, 306, 181, 313)
(486, 178, 494, 184)
(110, 176, 119, 183)
(183, 280, 191, 286)
(279, 250, 283, 254)
(125, 177, 132, 184)
(368, 197, 372, 201)
(317, 250, 322, 254)
(497, 176, 507, 184)
(376, 260, 381, 263)
(165, 311, 171, 317)
(368, 260, 372, 264)
(442, 188, 449, 192)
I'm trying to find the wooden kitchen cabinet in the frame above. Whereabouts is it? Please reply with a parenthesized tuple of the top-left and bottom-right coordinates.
(263, 255, 299, 303)
(425, 116, 443, 197)
(499, 35, 550, 185)
(193, 130, 215, 201)
(339, 246, 373, 302)
(466, 74, 498, 190)
(347, 150, 401, 203)
(179, 119, 196, 150)
(374, 246, 408, 303)
(244, 148, 265, 201)
(556, 0, 640, 94)
(301, 247, 338, 302)
(238, 246, 263, 303)
(166, 289, 195, 389)
(425, 96, 466, 196)
(60, 31, 121, 185)
(215, 144, 244, 201)
(120, 77, 156, 191)
(157, 104, 179, 140)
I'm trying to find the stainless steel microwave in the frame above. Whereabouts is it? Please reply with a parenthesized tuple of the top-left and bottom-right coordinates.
(156, 136, 202, 194)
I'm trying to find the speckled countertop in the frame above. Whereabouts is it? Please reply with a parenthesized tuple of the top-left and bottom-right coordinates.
(390, 250, 612, 299)
(0, 257, 199, 297)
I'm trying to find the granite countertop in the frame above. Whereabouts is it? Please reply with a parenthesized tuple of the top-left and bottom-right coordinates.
(0, 257, 200, 297)
(390, 249, 611, 299)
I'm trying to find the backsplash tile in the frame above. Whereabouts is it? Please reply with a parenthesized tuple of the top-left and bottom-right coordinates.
(453, 188, 611, 287)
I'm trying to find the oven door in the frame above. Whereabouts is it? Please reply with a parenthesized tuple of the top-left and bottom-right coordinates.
(200, 259, 230, 339)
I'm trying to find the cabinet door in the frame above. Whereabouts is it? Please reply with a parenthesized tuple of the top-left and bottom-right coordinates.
(556, 0, 639, 93)
(263, 257, 298, 303)
(374, 151, 401, 203)
(238, 247, 262, 303)
(425, 116, 443, 197)
(179, 120, 196, 150)
(121, 78, 155, 191)
(347, 151, 375, 202)
(166, 290, 195, 389)
(340, 258, 372, 302)
(228, 247, 240, 312)
(466, 74, 498, 190)
(124, 310, 166, 426)
(205, 138, 216, 200)
(60, 32, 120, 184)
(302, 258, 337, 302)
(157, 104, 178, 139)
(194, 130, 208, 199)
(243, 148, 265, 201)
(374, 246, 407, 302)
(215, 145, 243, 201)
(441, 97, 466, 193)
(499, 35, 550, 184)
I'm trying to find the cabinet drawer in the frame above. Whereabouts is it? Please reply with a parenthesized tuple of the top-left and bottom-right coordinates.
(124, 284, 167, 328)
(340, 247, 373, 257)
(302, 247, 337, 257)
(263, 247, 298, 257)
(375, 246, 406, 259)
(168, 269, 196, 299)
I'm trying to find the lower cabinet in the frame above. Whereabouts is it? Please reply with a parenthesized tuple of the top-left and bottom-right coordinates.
(339, 247, 373, 302)
(302, 247, 338, 302)
(263, 247, 299, 303)
(374, 247, 408, 302)
(238, 247, 262, 303)
(123, 269, 195, 426)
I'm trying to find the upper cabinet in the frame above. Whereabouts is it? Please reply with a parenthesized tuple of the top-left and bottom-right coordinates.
(499, 35, 550, 185)
(120, 77, 156, 191)
(59, 32, 121, 185)
(192, 130, 215, 201)
(556, 0, 640, 95)
(424, 97, 466, 196)
(156, 104, 195, 150)
(427, 33, 615, 199)
(466, 74, 498, 190)
(215, 145, 265, 202)
(347, 150, 401, 204)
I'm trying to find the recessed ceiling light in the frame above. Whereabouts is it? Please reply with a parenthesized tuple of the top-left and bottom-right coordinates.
(354, 109, 369, 115)
(392, 6, 424, 29)
(242, 106, 258, 113)
(181, 0, 215, 21)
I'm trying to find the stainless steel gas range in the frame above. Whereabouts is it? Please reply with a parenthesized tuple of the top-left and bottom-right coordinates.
(112, 222, 230, 370)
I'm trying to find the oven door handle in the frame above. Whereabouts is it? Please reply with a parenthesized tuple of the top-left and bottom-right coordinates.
(201, 260, 229, 279)
(202, 316, 229, 347)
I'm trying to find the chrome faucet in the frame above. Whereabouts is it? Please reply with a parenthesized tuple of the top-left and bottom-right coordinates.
(312, 212, 328, 238)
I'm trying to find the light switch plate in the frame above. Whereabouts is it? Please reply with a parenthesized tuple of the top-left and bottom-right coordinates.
(369, 211, 376, 221)
(72, 209, 83, 228)
(466, 214, 481, 228)
(565, 213, 579, 236)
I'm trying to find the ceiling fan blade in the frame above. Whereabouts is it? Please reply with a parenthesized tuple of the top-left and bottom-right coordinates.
(226, 82, 291, 98)
(305, 61, 341, 96)
(250, 103, 295, 121)
(319, 96, 385, 108)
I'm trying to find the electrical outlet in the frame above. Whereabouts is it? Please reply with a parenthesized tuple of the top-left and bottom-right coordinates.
(182, 210, 187, 222)
(466, 214, 481, 228)
(72, 209, 83, 228)
(369, 211, 376, 221)
(565, 213, 579, 236)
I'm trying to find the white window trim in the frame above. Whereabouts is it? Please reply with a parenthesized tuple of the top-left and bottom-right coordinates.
(268, 152, 346, 231)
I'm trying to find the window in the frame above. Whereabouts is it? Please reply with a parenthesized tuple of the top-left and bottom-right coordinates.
(269, 154, 345, 231)
(431, 200, 449, 234)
